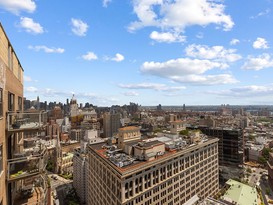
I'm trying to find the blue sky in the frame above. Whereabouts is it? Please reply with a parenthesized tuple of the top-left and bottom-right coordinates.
(1, 0, 273, 106)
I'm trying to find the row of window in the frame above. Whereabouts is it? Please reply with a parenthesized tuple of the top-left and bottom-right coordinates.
(8, 45, 22, 81)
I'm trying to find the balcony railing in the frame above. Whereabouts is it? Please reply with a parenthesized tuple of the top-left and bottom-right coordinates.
(6, 111, 48, 132)
(7, 147, 48, 181)
(13, 175, 48, 205)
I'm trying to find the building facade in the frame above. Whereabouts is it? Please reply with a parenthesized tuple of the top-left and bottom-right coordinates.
(103, 112, 121, 138)
(0, 23, 48, 205)
(87, 138, 219, 205)
(73, 148, 87, 204)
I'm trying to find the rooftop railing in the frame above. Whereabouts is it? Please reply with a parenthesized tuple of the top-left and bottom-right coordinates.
(6, 111, 48, 132)
(7, 147, 47, 181)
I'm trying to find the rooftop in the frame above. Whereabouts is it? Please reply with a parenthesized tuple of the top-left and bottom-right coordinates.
(119, 126, 140, 131)
(88, 136, 218, 176)
(221, 179, 258, 205)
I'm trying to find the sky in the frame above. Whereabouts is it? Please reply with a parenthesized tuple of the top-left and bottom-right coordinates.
(0, 0, 273, 106)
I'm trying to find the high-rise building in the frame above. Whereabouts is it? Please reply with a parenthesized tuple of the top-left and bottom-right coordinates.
(86, 133, 219, 205)
(0, 23, 48, 205)
(198, 127, 244, 167)
(73, 148, 87, 204)
(103, 112, 121, 138)
(198, 127, 244, 182)
(70, 95, 79, 117)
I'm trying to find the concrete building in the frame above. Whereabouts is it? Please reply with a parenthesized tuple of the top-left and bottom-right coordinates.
(70, 95, 79, 117)
(0, 23, 48, 205)
(87, 133, 219, 205)
(73, 148, 87, 204)
(268, 152, 273, 190)
(103, 112, 121, 138)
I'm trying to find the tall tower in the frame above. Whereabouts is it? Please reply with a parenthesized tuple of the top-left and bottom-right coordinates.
(36, 96, 40, 110)
(70, 94, 79, 117)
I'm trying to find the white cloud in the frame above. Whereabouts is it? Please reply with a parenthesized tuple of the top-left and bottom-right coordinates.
(111, 53, 125, 62)
(141, 58, 227, 76)
(242, 54, 273, 71)
(129, 0, 234, 32)
(24, 75, 32, 82)
(28, 45, 65, 53)
(170, 74, 238, 85)
(253, 37, 269, 49)
(0, 0, 36, 15)
(250, 9, 270, 19)
(103, 0, 112, 7)
(122, 91, 139, 96)
(19, 17, 44, 34)
(71, 18, 88, 36)
(185, 44, 241, 62)
(150, 31, 186, 43)
(119, 83, 186, 92)
(82, 52, 98, 61)
(209, 85, 273, 97)
(25, 86, 38, 92)
(230, 38, 240, 45)
(141, 58, 238, 85)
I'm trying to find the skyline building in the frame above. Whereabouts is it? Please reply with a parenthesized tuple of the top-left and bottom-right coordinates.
(103, 111, 121, 138)
(86, 126, 219, 205)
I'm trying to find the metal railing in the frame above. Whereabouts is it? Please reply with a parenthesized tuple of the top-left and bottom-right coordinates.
(6, 111, 47, 132)
(7, 148, 48, 181)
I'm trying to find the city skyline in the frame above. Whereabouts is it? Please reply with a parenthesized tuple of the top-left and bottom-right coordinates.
(1, 0, 273, 106)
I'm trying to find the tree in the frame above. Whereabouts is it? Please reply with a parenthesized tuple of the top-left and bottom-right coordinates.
(258, 156, 267, 165)
(262, 148, 271, 160)
(179, 129, 189, 136)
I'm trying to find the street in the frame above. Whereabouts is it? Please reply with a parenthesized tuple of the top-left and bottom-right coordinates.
(48, 173, 73, 205)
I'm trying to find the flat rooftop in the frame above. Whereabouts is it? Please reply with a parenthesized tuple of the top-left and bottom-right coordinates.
(88, 137, 218, 176)
(221, 179, 258, 205)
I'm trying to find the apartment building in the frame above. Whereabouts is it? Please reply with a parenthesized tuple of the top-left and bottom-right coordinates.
(73, 148, 87, 204)
(87, 128, 219, 205)
(0, 23, 48, 205)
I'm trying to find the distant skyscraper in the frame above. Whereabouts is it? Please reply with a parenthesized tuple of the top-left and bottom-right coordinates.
(70, 95, 79, 117)
(183, 104, 186, 111)
(103, 112, 121, 138)
(36, 95, 40, 110)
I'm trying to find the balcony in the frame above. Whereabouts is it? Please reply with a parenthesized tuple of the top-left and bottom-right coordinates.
(13, 175, 48, 205)
(7, 147, 48, 181)
(6, 111, 48, 132)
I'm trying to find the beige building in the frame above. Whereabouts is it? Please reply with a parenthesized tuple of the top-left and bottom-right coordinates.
(117, 126, 141, 150)
(87, 135, 219, 205)
(0, 23, 48, 205)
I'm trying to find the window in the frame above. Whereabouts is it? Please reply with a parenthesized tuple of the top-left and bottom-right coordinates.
(18, 65, 21, 81)
(8, 92, 14, 111)
(0, 89, 2, 117)
(18, 97, 22, 111)
(8, 45, 13, 70)
(0, 144, 3, 173)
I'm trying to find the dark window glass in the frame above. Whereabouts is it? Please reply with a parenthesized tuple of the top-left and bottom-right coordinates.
(8, 92, 14, 111)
